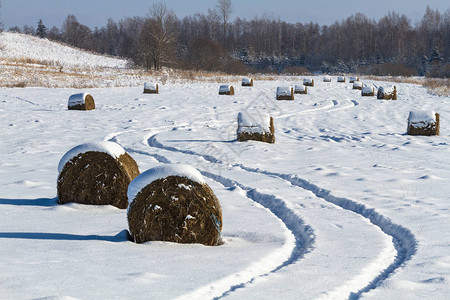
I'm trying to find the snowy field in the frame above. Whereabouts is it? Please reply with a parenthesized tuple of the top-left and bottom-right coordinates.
(1, 75, 449, 299)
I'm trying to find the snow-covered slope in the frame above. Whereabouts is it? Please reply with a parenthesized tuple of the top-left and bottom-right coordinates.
(0, 31, 128, 68)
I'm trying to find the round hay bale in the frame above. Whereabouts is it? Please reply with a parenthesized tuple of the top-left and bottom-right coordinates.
(353, 81, 363, 90)
(377, 85, 397, 100)
(242, 77, 253, 86)
(407, 110, 439, 136)
(144, 82, 159, 94)
(323, 76, 332, 82)
(237, 111, 275, 143)
(127, 164, 222, 246)
(303, 78, 314, 87)
(361, 86, 375, 96)
(219, 84, 235, 95)
(57, 141, 140, 209)
(337, 76, 346, 83)
(276, 86, 294, 100)
(349, 76, 359, 83)
(68, 93, 95, 111)
(294, 84, 307, 94)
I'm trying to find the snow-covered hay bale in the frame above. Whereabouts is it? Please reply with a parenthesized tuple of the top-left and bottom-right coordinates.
(237, 111, 275, 143)
(353, 81, 363, 90)
(242, 77, 253, 86)
(294, 84, 307, 94)
(303, 78, 314, 87)
(361, 86, 375, 96)
(68, 93, 95, 111)
(377, 85, 397, 100)
(57, 142, 140, 209)
(407, 110, 440, 136)
(219, 84, 235, 95)
(323, 76, 332, 82)
(144, 82, 159, 94)
(276, 86, 294, 100)
(349, 76, 359, 83)
(127, 164, 222, 246)
(337, 76, 346, 83)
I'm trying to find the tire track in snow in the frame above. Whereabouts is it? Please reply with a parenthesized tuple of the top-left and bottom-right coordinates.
(111, 132, 314, 300)
(147, 133, 417, 299)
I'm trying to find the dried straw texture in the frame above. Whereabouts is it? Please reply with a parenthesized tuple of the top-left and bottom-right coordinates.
(57, 151, 140, 209)
(128, 176, 222, 246)
(68, 94, 95, 111)
(144, 83, 159, 94)
(276, 87, 294, 100)
(377, 86, 397, 100)
(361, 87, 375, 96)
(242, 78, 254, 86)
(337, 76, 346, 83)
(407, 113, 440, 136)
(219, 85, 235, 95)
(237, 117, 275, 143)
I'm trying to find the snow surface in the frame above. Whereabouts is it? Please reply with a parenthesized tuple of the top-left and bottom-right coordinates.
(408, 110, 437, 128)
(144, 82, 158, 90)
(127, 164, 206, 203)
(1, 74, 450, 299)
(276, 86, 292, 96)
(237, 111, 271, 134)
(57, 141, 126, 174)
(68, 92, 90, 106)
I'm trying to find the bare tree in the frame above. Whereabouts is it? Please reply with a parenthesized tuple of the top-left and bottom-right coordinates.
(216, 0, 233, 44)
(139, 2, 177, 70)
(0, 1, 4, 32)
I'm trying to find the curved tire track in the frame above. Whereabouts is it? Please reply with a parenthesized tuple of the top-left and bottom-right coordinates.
(147, 132, 417, 299)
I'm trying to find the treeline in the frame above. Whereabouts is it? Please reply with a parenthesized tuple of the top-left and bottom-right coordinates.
(6, 2, 450, 77)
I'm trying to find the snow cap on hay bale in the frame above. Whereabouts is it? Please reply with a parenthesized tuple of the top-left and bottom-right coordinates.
(144, 82, 159, 94)
(361, 86, 375, 96)
(337, 76, 346, 83)
(68, 93, 95, 111)
(323, 76, 332, 82)
(349, 76, 359, 83)
(303, 78, 314, 87)
(377, 85, 397, 100)
(127, 164, 222, 246)
(242, 77, 253, 86)
(353, 81, 363, 90)
(294, 84, 307, 94)
(237, 111, 275, 143)
(219, 84, 235, 95)
(57, 141, 140, 209)
(276, 86, 294, 100)
(407, 110, 440, 136)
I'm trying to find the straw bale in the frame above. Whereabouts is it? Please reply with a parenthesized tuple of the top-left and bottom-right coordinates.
(219, 85, 235, 95)
(337, 76, 346, 83)
(127, 175, 222, 246)
(361, 86, 375, 96)
(276, 86, 294, 100)
(323, 76, 332, 82)
(242, 78, 253, 86)
(68, 93, 95, 111)
(303, 78, 314, 87)
(294, 85, 307, 94)
(349, 76, 359, 83)
(57, 151, 140, 209)
(237, 112, 275, 143)
(407, 111, 440, 136)
(144, 82, 159, 94)
(377, 85, 397, 100)
(353, 81, 363, 90)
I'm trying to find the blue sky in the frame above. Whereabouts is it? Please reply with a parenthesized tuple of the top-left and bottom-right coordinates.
(1, 0, 449, 29)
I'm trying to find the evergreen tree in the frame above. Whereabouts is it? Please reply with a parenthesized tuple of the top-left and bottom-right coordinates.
(36, 19, 47, 38)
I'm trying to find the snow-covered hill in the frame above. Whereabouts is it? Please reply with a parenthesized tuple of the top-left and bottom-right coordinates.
(0, 31, 128, 69)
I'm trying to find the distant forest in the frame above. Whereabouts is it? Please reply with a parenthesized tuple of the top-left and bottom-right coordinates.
(3, 1, 450, 77)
